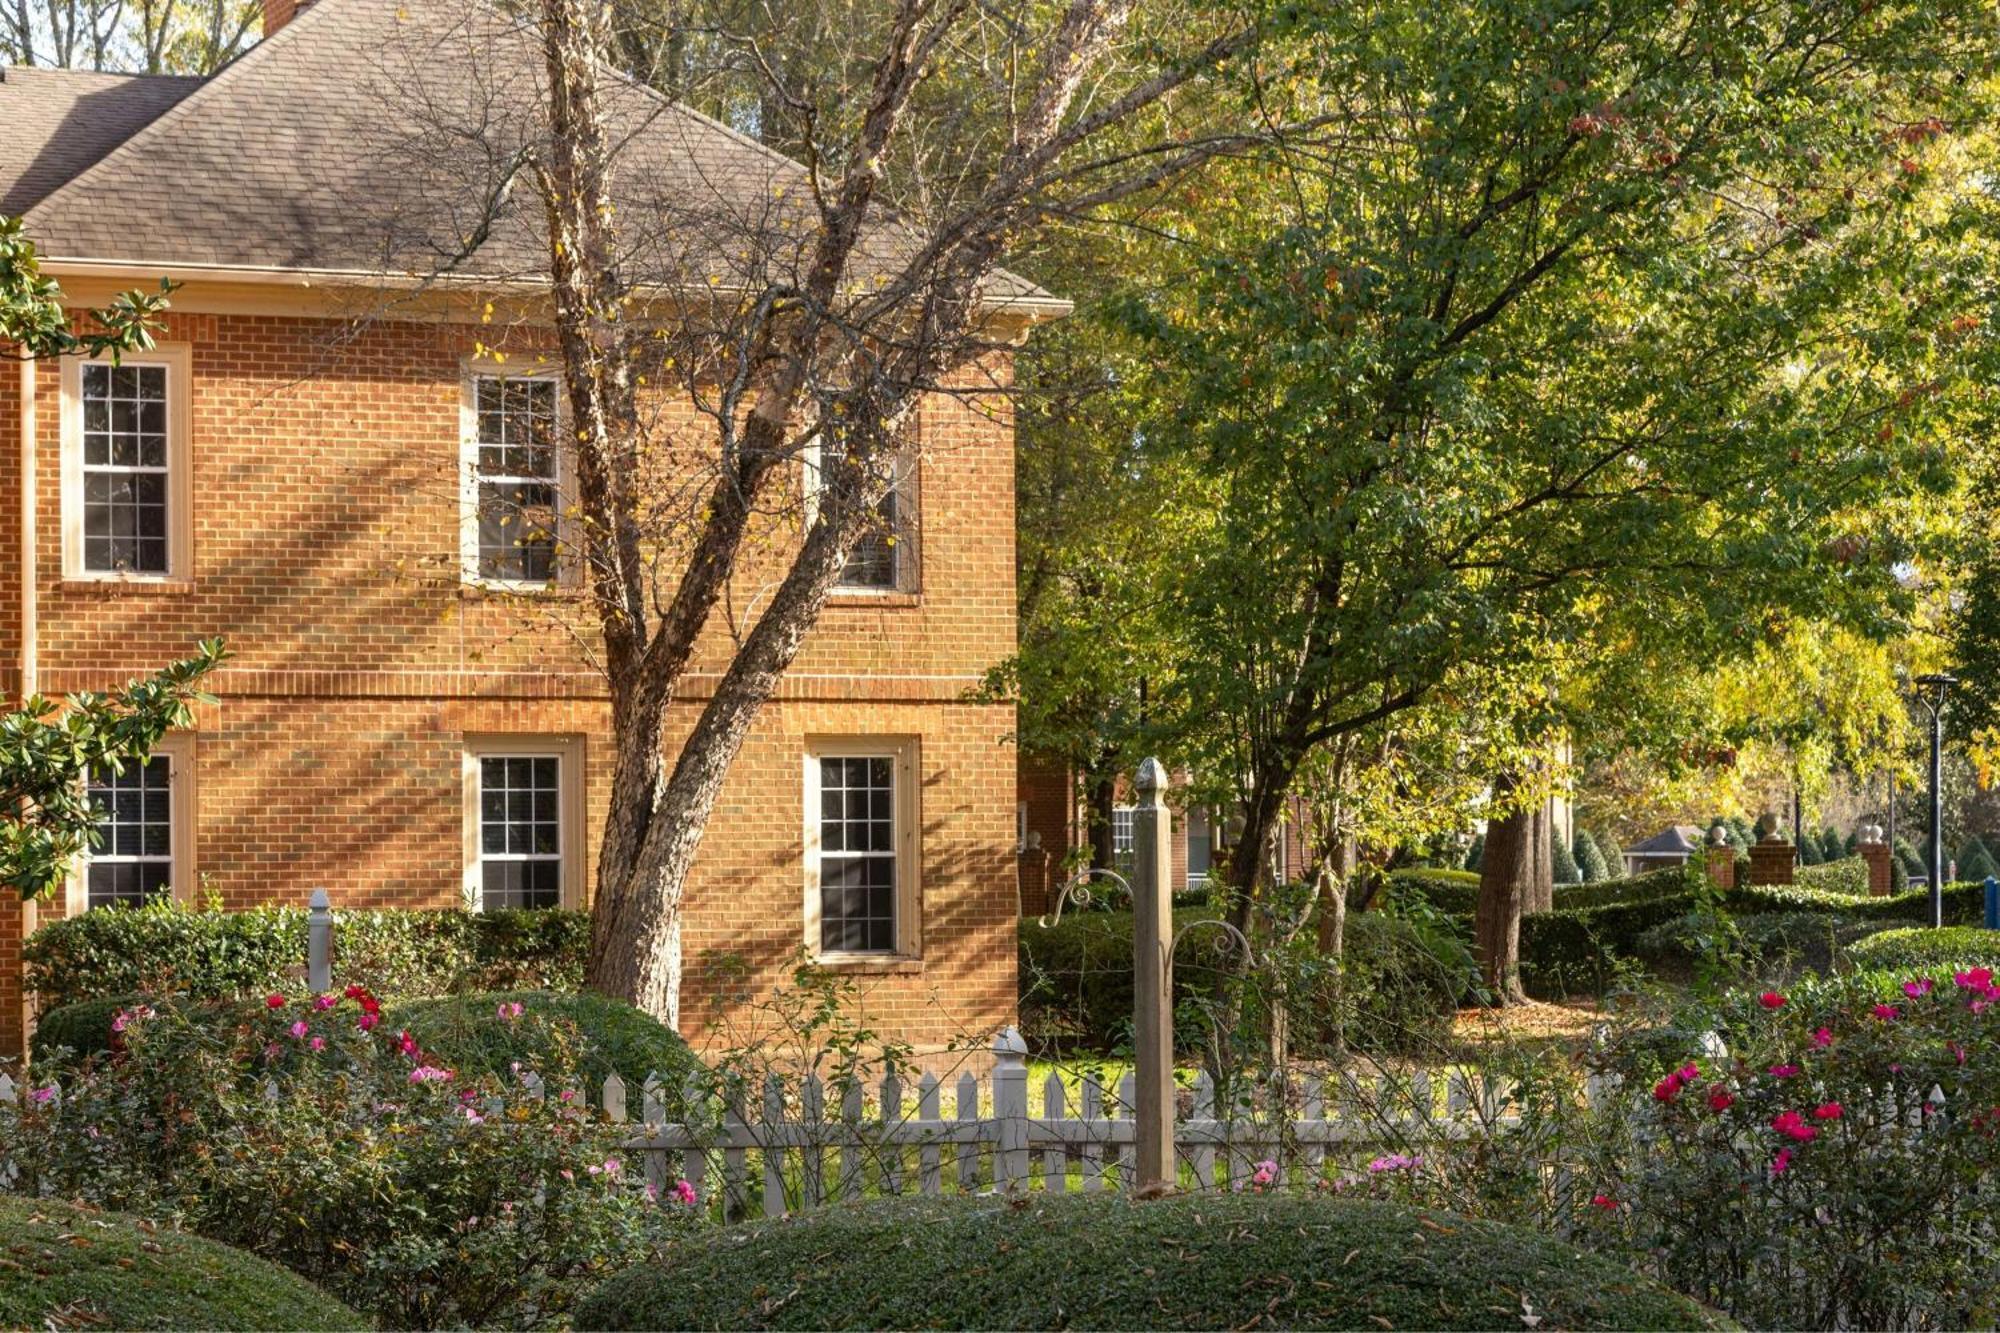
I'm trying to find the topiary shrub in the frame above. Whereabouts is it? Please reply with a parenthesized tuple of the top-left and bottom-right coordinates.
(1553, 837, 1582, 885)
(1795, 856, 1868, 897)
(1574, 829, 1611, 883)
(384, 989, 697, 1088)
(23, 898, 590, 1010)
(29, 992, 150, 1062)
(575, 1193, 1725, 1332)
(1956, 836, 1999, 884)
(0, 1197, 363, 1332)
(1844, 926, 2000, 973)
(1462, 832, 1485, 873)
(1385, 867, 1482, 915)
(1732, 879, 1986, 925)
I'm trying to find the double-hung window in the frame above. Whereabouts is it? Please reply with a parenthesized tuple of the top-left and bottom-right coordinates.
(62, 347, 192, 580)
(804, 740, 919, 958)
(73, 735, 195, 912)
(464, 372, 564, 586)
(1112, 805, 1136, 876)
(463, 738, 582, 910)
(803, 445, 921, 594)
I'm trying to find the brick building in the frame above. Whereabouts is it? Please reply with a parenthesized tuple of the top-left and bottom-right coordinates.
(0, 0, 1063, 1059)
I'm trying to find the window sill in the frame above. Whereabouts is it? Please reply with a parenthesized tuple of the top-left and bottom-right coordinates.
(458, 580, 585, 601)
(59, 576, 197, 596)
(826, 590, 922, 609)
(811, 954, 924, 975)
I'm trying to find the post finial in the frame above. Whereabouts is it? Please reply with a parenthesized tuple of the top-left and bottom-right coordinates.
(309, 887, 331, 912)
(1136, 757, 1168, 796)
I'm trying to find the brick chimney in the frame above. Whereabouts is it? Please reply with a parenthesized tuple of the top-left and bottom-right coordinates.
(263, 0, 316, 37)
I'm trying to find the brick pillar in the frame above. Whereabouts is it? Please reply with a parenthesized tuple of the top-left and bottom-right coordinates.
(1705, 845, 1737, 890)
(1749, 833, 1795, 887)
(1857, 824, 1893, 896)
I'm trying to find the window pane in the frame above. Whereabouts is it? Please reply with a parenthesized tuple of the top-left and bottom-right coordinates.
(816, 753, 897, 954)
(477, 753, 563, 910)
(838, 491, 900, 589)
(79, 362, 171, 575)
(86, 756, 174, 909)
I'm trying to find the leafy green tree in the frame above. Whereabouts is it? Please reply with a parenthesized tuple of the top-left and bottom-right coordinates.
(1462, 833, 1485, 874)
(1800, 834, 1823, 867)
(1820, 828, 1847, 865)
(1124, 0, 1996, 997)
(4, 642, 225, 900)
(3, 216, 173, 361)
(1956, 837, 1997, 884)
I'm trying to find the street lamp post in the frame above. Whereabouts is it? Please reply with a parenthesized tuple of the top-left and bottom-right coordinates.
(1913, 673, 1957, 929)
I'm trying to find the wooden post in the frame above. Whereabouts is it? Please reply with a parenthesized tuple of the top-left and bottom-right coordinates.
(991, 1026, 1029, 1191)
(1132, 756, 1174, 1194)
(307, 888, 332, 992)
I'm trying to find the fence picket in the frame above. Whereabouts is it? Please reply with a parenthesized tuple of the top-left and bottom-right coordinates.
(1190, 1072, 1215, 1191)
(681, 1072, 710, 1206)
(839, 1080, 866, 1202)
(880, 1070, 905, 1198)
(954, 1071, 980, 1192)
(1301, 1073, 1325, 1185)
(762, 1075, 787, 1217)
(721, 1086, 749, 1219)
(802, 1075, 826, 1208)
(601, 1073, 627, 1124)
(917, 1072, 942, 1198)
(1081, 1072, 1107, 1192)
(1041, 1072, 1067, 1195)
(1113, 1072, 1136, 1191)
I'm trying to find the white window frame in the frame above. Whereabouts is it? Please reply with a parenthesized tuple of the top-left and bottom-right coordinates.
(1112, 804, 1137, 874)
(67, 733, 197, 914)
(60, 344, 194, 582)
(802, 737, 921, 961)
(462, 735, 586, 911)
(801, 443, 922, 595)
(459, 362, 578, 591)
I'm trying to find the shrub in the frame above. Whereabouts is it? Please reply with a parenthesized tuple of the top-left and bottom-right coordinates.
(1584, 968, 2000, 1329)
(1957, 837, 1999, 884)
(385, 989, 697, 1088)
(1553, 837, 1582, 885)
(1574, 829, 1611, 883)
(1732, 879, 1986, 925)
(1019, 909, 1465, 1058)
(2, 984, 694, 1329)
(0, 1197, 363, 1332)
(1636, 911, 1885, 982)
(575, 1193, 1724, 1332)
(1462, 832, 1485, 872)
(1845, 926, 2000, 973)
(23, 898, 590, 1010)
(1795, 856, 1868, 897)
(1385, 866, 1482, 914)
(29, 992, 149, 1061)
(1517, 889, 1704, 997)
(1818, 828, 1845, 865)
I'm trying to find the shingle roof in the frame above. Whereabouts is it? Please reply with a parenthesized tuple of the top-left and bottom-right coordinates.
(1626, 825, 1707, 857)
(0, 67, 203, 216)
(12, 0, 1061, 310)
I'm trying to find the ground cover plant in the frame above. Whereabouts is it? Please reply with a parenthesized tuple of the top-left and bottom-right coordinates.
(0, 1196, 364, 1332)
(575, 1193, 1729, 1331)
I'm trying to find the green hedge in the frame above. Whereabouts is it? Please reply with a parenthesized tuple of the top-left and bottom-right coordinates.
(1795, 856, 1869, 897)
(29, 993, 149, 1062)
(1516, 889, 1703, 997)
(1386, 867, 1481, 914)
(383, 988, 696, 1088)
(575, 1194, 1726, 1332)
(0, 1197, 363, 1332)
(1730, 879, 1986, 924)
(1844, 926, 2000, 973)
(1019, 910, 1465, 1057)
(24, 899, 590, 1010)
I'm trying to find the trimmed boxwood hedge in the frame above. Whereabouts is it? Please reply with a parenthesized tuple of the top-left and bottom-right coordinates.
(1730, 879, 1986, 924)
(24, 898, 590, 1010)
(1845, 926, 2000, 973)
(383, 988, 697, 1087)
(575, 1194, 1729, 1331)
(29, 992, 149, 1061)
(0, 1197, 363, 1331)
(1019, 909, 1465, 1056)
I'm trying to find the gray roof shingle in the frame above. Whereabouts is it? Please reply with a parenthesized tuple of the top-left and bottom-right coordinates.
(0, 67, 203, 216)
(11, 0, 1060, 309)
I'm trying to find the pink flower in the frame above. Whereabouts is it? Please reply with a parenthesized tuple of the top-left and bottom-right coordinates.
(1810, 1027, 1833, 1049)
(28, 1086, 55, 1106)
(1368, 1153, 1420, 1173)
(496, 1001, 524, 1021)
(1950, 1041, 1968, 1066)
(673, 1179, 698, 1206)
(1905, 977, 1935, 998)
(357, 1013, 380, 1032)
(1873, 1004, 1900, 1021)
(1813, 1102, 1843, 1121)
(395, 1031, 420, 1058)
(1251, 1159, 1276, 1187)
(560, 1169, 574, 1182)
(309, 1036, 326, 1052)
(312, 994, 337, 1012)
(408, 1064, 453, 1084)
(1590, 1192, 1617, 1210)
(1758, 992, 1787, 1010)
(1653, 1075, 1684, 1103)
(289, 1019, 310, 1039)
(111, 1010, 131, 1034)
(1955, 967, 1995, 991)
(1677, 1061, 1700, 1083)
(1772, 1110, 1818, 1143)
(265, 994, 286, 1009)
(1770, 1147, 1794, 1177)
(1768, 1064, 1800, 1079)
(603, 1156, 621, 1176)
(644, 1182, 659, 1203)
(1708, 1089, 1736, 1112)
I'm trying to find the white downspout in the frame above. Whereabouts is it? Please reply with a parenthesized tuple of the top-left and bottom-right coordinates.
(19, 353, 36, 703)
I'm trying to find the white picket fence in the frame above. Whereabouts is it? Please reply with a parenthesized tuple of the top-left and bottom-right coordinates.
(2, 1027, 1529, 1215)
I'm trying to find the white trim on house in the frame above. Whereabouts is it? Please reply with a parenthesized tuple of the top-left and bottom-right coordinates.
(67, 732, 197, 914)
(458, 359, 579, 593)
(802, 736, 921, 962)
(59, 343, 193, 583)
(461, 735, 586, 911)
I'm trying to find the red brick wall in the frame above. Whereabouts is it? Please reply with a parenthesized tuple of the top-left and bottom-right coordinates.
(0, 301, 1020, 1059)
(1015, 754, 1073, 916)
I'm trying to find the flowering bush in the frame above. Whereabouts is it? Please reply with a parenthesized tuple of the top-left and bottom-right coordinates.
(2, 987, 695, 1329)
(1584, 968, 2000, 1329)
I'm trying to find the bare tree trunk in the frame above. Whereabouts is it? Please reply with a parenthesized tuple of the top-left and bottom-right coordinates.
(1475, 771, 1532, 1005)
(1086, 767, 1117, 875)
